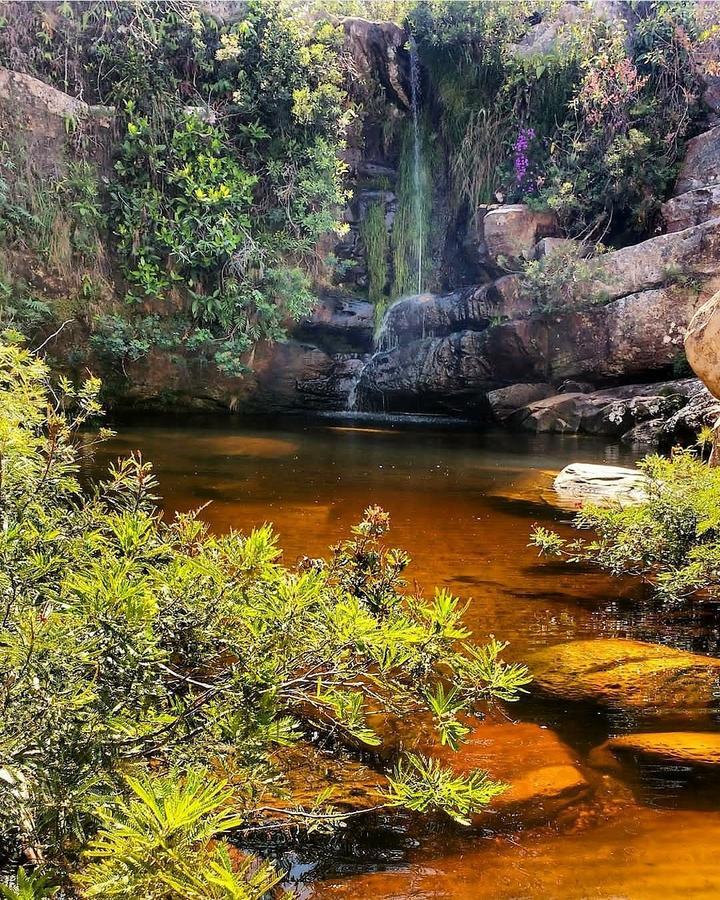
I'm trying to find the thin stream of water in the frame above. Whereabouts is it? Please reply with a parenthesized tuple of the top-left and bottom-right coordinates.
(409, 36, 423, 296)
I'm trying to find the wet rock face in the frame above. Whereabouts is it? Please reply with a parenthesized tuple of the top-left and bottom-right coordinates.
(376, 282, 532, 351)
(294, 292, 374, 354)
(356, 324, 548, 414)
(296, 353, 369, 410)
(356, 282, 705, 414)
(120, 339, 364, 413)
(528, 639, 720, 721)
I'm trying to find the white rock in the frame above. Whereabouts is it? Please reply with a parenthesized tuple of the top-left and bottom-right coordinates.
(553, 463, 648, 506)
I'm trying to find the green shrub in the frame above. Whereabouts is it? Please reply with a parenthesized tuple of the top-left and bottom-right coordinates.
(0, 338, 530, 895)
(517, 243, 608, 311)
(408, 0, 705, 239)
(531, 450, 720, 601)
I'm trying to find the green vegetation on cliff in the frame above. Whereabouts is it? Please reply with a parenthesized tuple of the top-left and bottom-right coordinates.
(0, 0, 716, 400)
(410, 0, 709, 239)
(0, 339, 529, 895)
(0, 0, 351, 376)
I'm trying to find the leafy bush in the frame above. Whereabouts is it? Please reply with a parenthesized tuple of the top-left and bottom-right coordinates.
(0, 339, 530, 895)
(1, 1, 351, 374)
(104, 1, 349, 348)
(517, 242, 608, 311)
(408, 0, 706, 240)
(530, 450, 720, 601)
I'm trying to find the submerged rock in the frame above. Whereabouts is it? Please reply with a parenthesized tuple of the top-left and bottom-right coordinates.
(589, 732, 720, 772)
(258, 743, 388, 818)
(434, 721, 591, 829)
(553, 463, 648, 506)
(528, 639, 720, 720)
(620, 418, 666, 446)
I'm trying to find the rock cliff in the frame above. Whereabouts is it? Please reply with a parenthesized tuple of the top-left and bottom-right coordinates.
(2, 7, 720, 440)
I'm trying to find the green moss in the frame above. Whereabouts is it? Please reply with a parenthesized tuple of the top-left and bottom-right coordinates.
(391, 120, 433, 298)
(360, 201, 388, 305)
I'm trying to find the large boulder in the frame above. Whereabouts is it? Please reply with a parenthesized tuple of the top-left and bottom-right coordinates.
(342, 18, 410, 109)
(662, 186, 720, 233)
(528, 639, 720, 720)
(487, 382, 555, 420)
(509, 2, 583, 59)
(482, 204, 560, 267)
(545, 286, 705, 381)
(685, 289, 720, 400)
(0, 67, 112, 178)
(590, 218, 720, 302)
(660, 379, 720, 447)
(355, 324, 546, 413)
(675, 126, 720, 194)
(508, 381, 693, 437)
(552, 463, 648, 506)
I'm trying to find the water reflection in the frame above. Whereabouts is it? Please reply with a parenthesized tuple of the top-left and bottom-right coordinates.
(87, 415, 720, 899)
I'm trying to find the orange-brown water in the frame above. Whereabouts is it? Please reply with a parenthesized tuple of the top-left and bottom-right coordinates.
(90, 416, 720, 899)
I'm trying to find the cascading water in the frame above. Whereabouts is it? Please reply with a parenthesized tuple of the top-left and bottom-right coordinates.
(346, 38, 424, 413)
(409, 35, 423, 296)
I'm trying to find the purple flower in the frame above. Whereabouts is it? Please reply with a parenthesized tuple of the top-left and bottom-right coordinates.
(513, 127, 536, 191)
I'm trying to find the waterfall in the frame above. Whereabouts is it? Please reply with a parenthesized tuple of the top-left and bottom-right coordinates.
(409, 36, 423, 295)
(346, 40, 423, 414)
(346, 368, 361, 411)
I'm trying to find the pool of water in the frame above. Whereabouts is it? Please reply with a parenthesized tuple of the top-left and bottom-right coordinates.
(87, 415, 720, 899)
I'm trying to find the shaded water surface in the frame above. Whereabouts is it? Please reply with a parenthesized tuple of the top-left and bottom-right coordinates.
(89, 416, 720, 899)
